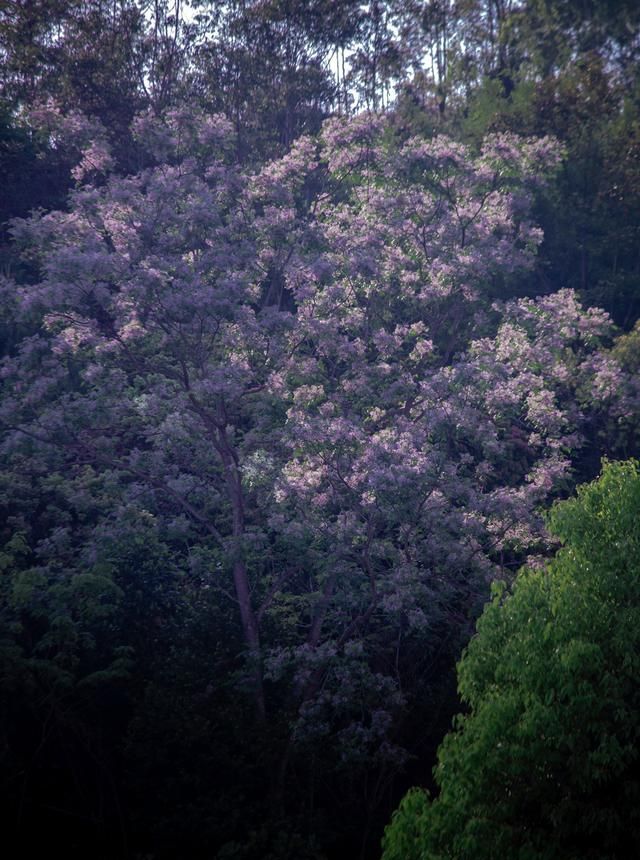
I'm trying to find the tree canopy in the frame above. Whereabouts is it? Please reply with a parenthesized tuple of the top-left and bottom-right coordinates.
(383, 459, 640, 860)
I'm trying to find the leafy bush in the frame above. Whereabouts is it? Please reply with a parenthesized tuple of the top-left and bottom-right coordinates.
(383, 459, 640, 860)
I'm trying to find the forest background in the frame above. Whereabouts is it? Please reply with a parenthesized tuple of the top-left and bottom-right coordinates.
(1, 2, 640, 858)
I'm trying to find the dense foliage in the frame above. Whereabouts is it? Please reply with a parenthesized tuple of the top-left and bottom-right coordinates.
(382, 459, 640, 859)
(1, 2, 639, 858)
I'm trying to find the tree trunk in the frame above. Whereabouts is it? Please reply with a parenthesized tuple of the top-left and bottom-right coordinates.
(217, 423, 266, 720)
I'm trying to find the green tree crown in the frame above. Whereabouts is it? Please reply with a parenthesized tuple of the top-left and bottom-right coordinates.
(383, 459, 640, 860)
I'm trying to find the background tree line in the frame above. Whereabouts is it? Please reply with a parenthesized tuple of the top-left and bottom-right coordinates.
(2, 1, 640, 321)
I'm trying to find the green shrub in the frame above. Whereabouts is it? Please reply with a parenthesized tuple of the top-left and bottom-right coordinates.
(383, 460, 640, 859)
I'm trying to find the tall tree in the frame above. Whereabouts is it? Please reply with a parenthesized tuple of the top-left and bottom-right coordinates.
(2, 109, 638, 854)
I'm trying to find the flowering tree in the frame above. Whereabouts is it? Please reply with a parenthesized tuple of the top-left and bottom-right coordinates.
(1, 108, 637, 841)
